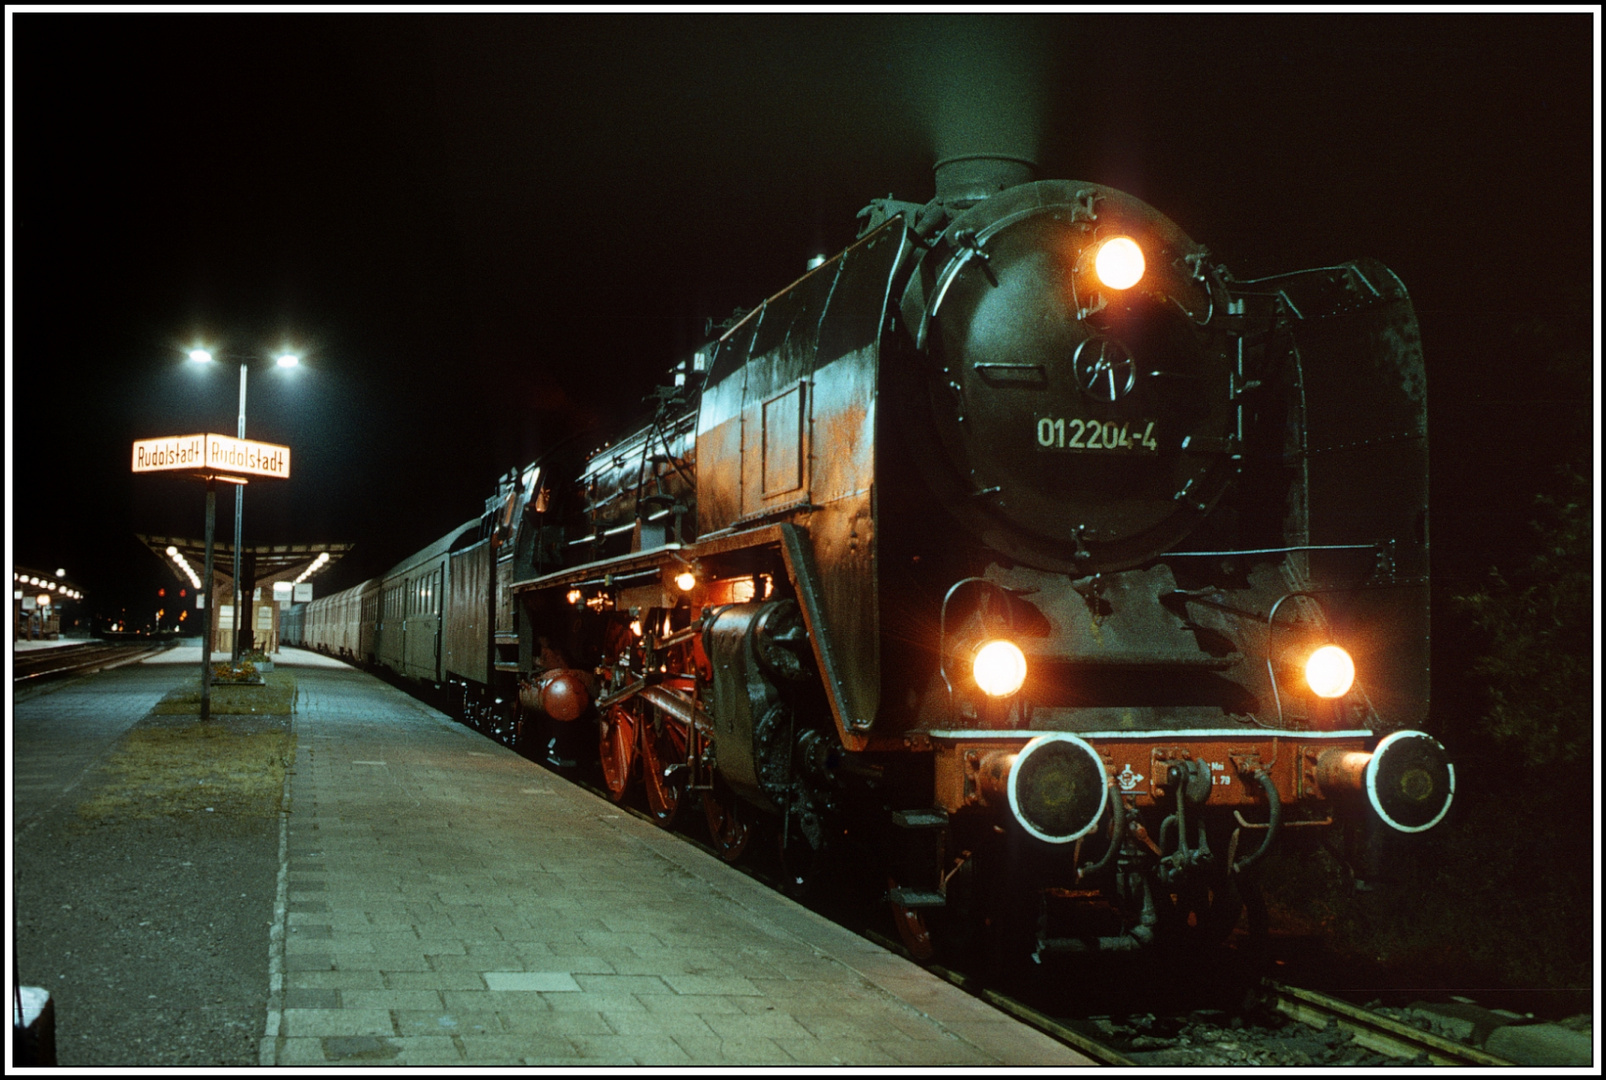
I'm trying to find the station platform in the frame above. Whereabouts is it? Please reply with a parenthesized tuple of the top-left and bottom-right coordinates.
(199, 649, 1092, 1066)
(12, 635, 96, 652)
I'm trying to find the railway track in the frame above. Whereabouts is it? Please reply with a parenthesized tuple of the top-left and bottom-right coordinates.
(859, 925, 1524, 1066)
(12, 641, 173, 685)
(1258, 980, 1518, 1067)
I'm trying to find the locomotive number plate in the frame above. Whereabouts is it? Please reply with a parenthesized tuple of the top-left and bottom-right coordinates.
(1035, 416, 1159, 453)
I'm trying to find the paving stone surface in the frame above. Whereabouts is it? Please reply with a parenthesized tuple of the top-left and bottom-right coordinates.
(262, 662, 1093, 1067)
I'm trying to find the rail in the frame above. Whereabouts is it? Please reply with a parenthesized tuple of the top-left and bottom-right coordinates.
(1261, 980, 1518, 1066)
(859, 929, 1137, 1065)
(12, 642, 171, 684)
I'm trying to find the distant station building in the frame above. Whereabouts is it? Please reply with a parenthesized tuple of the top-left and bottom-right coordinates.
(12, 566, 86, 641)
(138, 535, 350, 654)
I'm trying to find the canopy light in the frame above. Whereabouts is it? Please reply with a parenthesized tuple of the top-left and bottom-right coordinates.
(293, 551, 332, 585)
(1094, 236, 1145, 290)
(166, 547, 202, 590)
(1305, 644, 1356, 699)
(973, 639, 1028, 698)
(675, 571, 697, 592)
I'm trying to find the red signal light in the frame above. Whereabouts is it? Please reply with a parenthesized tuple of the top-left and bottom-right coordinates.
(179, 588, 187, 597)
(158, 588, 167, 597)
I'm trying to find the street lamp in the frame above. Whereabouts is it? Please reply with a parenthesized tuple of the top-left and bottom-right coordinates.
(188, 346, 302, 665)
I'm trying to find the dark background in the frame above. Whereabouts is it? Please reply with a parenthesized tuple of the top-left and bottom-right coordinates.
(10, 12, 1595, 636)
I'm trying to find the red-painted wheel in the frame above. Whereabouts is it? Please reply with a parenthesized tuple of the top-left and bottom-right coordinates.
(639, 711, 689, 829)
(702, 778, 752, 863)
(598, 703, 638, 803)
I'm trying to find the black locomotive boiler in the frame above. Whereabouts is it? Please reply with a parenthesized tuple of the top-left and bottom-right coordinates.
(286, 155, 1455, 960)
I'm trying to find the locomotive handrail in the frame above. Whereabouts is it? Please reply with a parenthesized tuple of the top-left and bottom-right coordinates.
(1232, 263, 1383, 294)
(1163, 542, 1378, 557)
(1265, 590, 1333, 730)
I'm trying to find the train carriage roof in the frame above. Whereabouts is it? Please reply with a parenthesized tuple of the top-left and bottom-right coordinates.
(380, 520, 479, 583)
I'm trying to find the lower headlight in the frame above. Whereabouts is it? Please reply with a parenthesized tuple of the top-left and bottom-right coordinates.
(1305, 644, 1355, 698)
(973, 639, 1027, 697)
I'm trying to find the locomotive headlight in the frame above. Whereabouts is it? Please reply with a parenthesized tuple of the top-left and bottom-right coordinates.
(973, 639, 1028, 698)
(1305, 644, 1356, 699)
(1094, 236, 1145, 290)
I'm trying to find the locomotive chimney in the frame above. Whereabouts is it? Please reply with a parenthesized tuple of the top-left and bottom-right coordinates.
(933, 153, 1038, 207)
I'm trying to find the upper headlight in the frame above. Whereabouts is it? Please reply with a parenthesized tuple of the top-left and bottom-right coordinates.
(1094, 236, 1145, 290)
(1305, 644, 1356, 698)
(973, 639, 1028, 697)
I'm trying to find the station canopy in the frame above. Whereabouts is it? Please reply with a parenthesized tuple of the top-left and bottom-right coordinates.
(137, 534, 352, 592)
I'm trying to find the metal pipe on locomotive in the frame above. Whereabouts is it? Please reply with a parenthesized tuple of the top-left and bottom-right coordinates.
(289, 154, 1456, 960)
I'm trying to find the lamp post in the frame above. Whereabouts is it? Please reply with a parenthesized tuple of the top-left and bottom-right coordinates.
(188, 347, 301, 666)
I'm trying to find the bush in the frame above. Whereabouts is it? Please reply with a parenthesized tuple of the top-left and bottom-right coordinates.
(1453, 467, 1592, 785)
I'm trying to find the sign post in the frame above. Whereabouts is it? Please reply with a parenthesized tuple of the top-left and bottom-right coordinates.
(133, 433, 291, 720)
(202, 480, 216, 720)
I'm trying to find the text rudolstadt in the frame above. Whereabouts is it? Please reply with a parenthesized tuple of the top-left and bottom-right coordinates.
(206, 434, 290, 478)
(131, 433, 291, 479)
(132, 434, 207, 472)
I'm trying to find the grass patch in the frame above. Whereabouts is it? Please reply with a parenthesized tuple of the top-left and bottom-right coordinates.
(76, 676, 298, 825)
(151, 670, 297, 716)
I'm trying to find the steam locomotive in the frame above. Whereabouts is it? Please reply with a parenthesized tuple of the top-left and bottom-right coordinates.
(285, 155, 1455, 960)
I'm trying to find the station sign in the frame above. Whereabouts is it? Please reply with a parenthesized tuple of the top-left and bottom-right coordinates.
(132, 433, 291, 480)
(131, 434, 206, 473)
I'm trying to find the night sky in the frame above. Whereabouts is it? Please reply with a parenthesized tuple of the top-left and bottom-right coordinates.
(7, 12, 1597, 635)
